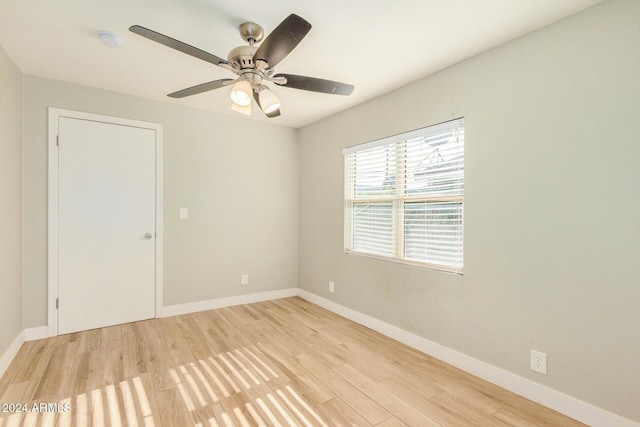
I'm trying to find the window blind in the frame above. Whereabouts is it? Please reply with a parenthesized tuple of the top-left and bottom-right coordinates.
(344, 118, 464, 273)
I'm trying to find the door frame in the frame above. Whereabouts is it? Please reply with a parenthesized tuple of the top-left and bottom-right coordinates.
(48, 108, 163, 337)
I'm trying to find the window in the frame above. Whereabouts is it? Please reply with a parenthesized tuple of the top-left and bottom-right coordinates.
(344, 118, 464, 273)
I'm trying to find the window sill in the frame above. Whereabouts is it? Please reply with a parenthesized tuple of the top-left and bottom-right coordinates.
(344, 250, 463, 275)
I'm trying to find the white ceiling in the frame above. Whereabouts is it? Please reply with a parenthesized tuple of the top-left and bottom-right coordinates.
(0, 0, 603, 128)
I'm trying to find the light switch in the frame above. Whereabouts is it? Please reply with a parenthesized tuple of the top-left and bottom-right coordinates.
(179, 208, 188, 219)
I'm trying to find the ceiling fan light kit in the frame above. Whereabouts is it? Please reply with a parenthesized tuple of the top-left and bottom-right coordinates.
(230, 101, 252, 116)
(129, 14, 354, 118)
(230, 80, 253, 106)
(258, 86, 281, 114)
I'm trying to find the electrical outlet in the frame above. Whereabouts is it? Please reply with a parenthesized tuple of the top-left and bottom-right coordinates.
(329, 281, 335, 293)
(179, 208, 188, 219)
(241, 274, 249, 285)
(530, 349, 547, 375)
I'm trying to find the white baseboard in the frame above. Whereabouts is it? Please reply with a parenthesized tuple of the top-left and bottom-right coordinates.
(0, 331, 24, 381)
(297, 289, 639, 427)
(160, 288, 298, 318)
(24, 326, 49, 341)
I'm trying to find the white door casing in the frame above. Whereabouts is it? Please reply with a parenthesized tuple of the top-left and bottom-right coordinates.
(48, 108, 163, 336)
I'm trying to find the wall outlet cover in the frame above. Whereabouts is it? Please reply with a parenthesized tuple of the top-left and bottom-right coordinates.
(530, 349, 547, 375)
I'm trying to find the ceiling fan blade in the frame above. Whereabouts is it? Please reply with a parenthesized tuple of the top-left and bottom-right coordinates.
(167, 79, 234, 98)
(273, 74, 354, 95)
(253, 92, 281, 118)
(129, 25, 232, 68)
(252, 14, 311, 69)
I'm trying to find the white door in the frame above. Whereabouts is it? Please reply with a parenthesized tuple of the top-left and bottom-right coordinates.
(57, 117, 156, 334)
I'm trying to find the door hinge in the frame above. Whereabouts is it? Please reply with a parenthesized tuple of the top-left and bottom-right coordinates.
(56, 298, 59, 309)
(56, 135, 59, 147)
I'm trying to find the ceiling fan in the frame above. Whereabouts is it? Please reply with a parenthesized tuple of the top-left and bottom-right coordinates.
(129, 14, 354, 118)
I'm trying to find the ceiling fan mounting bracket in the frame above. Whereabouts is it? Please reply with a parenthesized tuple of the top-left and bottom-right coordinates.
(238, 22, 264, 44)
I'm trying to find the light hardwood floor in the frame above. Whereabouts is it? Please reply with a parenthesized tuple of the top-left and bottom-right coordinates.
(0, 297, 586, 427)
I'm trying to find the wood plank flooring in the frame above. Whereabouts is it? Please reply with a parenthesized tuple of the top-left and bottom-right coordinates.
(0, 297, 586, 426)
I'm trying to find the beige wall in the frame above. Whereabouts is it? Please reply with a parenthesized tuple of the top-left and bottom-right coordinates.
(298, 0, 640, 422)
(0, 45, 23, 356)
(23, 76, 298, 327)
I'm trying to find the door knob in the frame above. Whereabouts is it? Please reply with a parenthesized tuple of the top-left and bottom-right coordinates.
(144, 233, 153, 240)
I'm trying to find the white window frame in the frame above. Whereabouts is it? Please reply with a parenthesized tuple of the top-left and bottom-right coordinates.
(343, 118, 464, 274)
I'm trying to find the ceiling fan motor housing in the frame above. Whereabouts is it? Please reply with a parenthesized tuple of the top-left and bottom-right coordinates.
(227, 44, 258, 70)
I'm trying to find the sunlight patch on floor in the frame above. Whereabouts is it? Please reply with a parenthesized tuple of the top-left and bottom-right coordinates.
(170, 346, 328, 426)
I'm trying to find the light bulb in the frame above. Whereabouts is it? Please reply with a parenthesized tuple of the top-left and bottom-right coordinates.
(230, 80, 252, 107)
